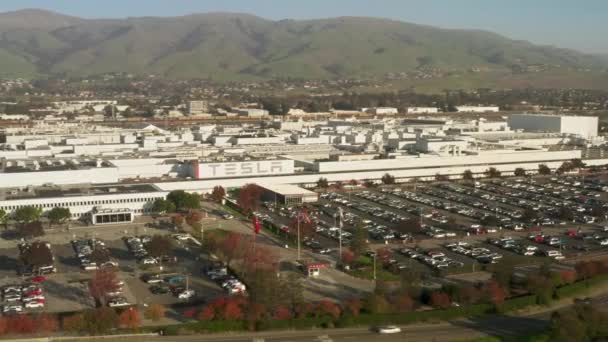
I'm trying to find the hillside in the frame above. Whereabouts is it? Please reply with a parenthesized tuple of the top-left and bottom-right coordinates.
(0, 9, 606, 81)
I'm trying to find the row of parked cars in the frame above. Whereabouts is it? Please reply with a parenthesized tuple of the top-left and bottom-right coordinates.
(205, 265, 246, 295)
(71, 239, 117, 271)
(2, 279, 47, 314)
(142, 274, 195, 300)
(445, 241, 503, 264)
(398, 248, 464, 270)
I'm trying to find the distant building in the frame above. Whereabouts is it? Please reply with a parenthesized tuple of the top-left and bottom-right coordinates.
(188, 101, 209, 115)
(407, 107, 439, 114)
(366, 107, 398, 115)
(456, 106, 500, 113)
(508, 114, 598, 139)
(234, 108, 269, 117)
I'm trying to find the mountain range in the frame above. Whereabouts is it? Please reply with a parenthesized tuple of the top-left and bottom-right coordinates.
(0, 9, 606, 81)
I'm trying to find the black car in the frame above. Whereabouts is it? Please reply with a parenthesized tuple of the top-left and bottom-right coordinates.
(149, 284, 170, 294)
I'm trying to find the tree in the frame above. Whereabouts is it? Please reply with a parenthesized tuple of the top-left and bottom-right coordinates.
(0, 208, 7, 228)
(363, 179, 376, 188)
(514, 168, 526, 177)
(344, 298, 362, 317)
(19, 221, 44, 239)
(37, 314, 59, 333)
(217, 232, 247, 267)
(14, 206, 42, 223)
(341, 249, 355, 265)
(118, 308, 141, 329)
(237, 184, 264, 214)
(62, 314, 85, 333)
(20, 241, 53, 270)
(316, 177, 329, 189)
(484, 167, 501, 178)
(381, 173, 396, 185)
(145, 235, 173, 258)
(430, 291, 451, 309)
(167, 190, 200, 211)
(198, 306, 215, 321)
(462, 169, 474, 181)
(349, 228, 368, 257)
(538, 164, 552, 175)
(522, 208, 539, 223)
(363, 293, 391, 314)
(570, 158, 586, 169)
(481, 215, 500, 227)
(88, 269, 121, 306)
(7, 315, 36, 334)
(144, 304, 165, 322)
(526, 275, 554, 305)
(152, 199, 176, 214)
(210, 186, 226, 202)
(272, 305, 293, 320)
(393, 292, 414, 313)
(435, 174, 449, 181)
(483, 280, 506, 307)
(89, 247, 111, 266)
(47, 207, 71, 227)
(315, 299, 341, 319)
(185, 211, 204, 226)
(171, 215, 184, 227)
(83, 307, 118, 334)
(560, 270, 577, 284)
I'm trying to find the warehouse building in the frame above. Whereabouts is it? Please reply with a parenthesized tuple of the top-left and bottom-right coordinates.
(258, 184, 318, 205)
(508, 114, 598, 139)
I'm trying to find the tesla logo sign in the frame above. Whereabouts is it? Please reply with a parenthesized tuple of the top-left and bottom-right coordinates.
(199, 161, 288, 179)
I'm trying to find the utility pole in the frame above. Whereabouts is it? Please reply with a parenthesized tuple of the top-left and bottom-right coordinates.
(297, 213, 301, 260)
(373, 252, 377, 282)
(338, 207, 343, 262)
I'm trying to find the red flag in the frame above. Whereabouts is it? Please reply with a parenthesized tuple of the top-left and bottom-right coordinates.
(253, 216, 261, 234)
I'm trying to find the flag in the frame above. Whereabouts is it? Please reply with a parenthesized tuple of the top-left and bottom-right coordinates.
(253, 216, 261, 234)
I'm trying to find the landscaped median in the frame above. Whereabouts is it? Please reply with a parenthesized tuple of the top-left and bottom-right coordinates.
(151, 273, 608, 336)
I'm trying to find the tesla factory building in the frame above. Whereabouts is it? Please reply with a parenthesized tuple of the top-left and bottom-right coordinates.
(508, 114, 598, 139)
(193, 159, 295, 179)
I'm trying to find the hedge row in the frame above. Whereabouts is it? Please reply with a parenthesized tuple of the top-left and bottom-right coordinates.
(555, 274, 608, 299)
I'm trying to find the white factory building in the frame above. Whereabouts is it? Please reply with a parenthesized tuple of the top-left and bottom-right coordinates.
(0, 112, 605, 224)
(407, 107, 439, 114)
(456, 106, 500, 113)
(508, 114, 598, 139)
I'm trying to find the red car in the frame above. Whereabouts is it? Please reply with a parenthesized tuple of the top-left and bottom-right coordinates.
(566, 230, 578, 237)
(530, 235, 545, 243)
(29, 276, 46, 283)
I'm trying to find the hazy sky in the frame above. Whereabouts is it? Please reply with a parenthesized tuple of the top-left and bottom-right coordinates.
(1, 0, 606, 54)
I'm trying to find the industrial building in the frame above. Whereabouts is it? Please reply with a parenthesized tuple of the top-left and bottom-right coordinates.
(508, 114, 599, 139)
(258, 184, 319, 205)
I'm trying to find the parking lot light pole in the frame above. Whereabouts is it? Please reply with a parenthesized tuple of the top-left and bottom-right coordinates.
(297, 217, 301, 260)
(373, 252, 377, 282)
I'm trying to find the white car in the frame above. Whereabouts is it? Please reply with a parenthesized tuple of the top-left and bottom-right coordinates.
(24, 300, 45, 309)
(22, 294, 45, 302)
(2, 304, 23, 313)
(108, 299, 130, 307)
(141, 257, 158, 265)
(600, 239, 608, 246)
(377, 325, 402, 334)
(178, 289, 195, 299)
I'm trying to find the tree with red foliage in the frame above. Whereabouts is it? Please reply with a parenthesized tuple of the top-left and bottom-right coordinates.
(344, 298, 362, 317)
(198, 306, 215, 321)
(483, 280, 506, 307)
(210, 186, 226, 202)
(186, 211, 204, 226)
(222, 298, 244, 320)
(315, 299, 341, 319)
(560, 270, 577, 284)
(272, 305, 293, 320)
(118, 308, 141, 329)
(8, 315, 36, 334)
(430, 291, 451, 309)
(0, 317, 7, 335)
(37, 314, 59, 333)
(246, 301, 267, 323)
(183, 307, 197, 319)
(88, 268, 121, 306)
(575, 260, 602, 280)
(243, 243, 278, 274)
(220, 232, 247, 267)
(393, 292, 414, 312)
(62, 314, 85, 333)
(171, 214, 184, 227)
(341, 249, 355, 265)
(237, 184, 264, 214)
(376, 247, 393, 264)
(458, 285, 482, 305)
(0, 317, 6, 335)
(144, 304, 166, 322)
(295, 302, 314, 318)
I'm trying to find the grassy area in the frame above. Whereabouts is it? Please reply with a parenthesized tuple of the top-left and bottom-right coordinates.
(466, 334, 549, 342)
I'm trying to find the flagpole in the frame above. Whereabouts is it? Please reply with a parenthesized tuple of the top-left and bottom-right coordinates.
(297, 215, 301, 260)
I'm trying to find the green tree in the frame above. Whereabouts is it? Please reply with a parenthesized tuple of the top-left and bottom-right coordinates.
(151, 199, 176, 214)
(316, 177, 329, 189)
(349, 227, 368, 257)
(381, 173, 396, 185)
(210, 186, 226, 202)
(47, 207, 70, 227)
(14, 206, 42, 223)
(570, 158, 586, 169)
(514, 168, 526, 177)
(0, 208, 6, 229)
(538, 164, 552, 175)
(484, 167, 501, 178)
(167, 190, 200, 211)
(462, 169, 474, 181)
